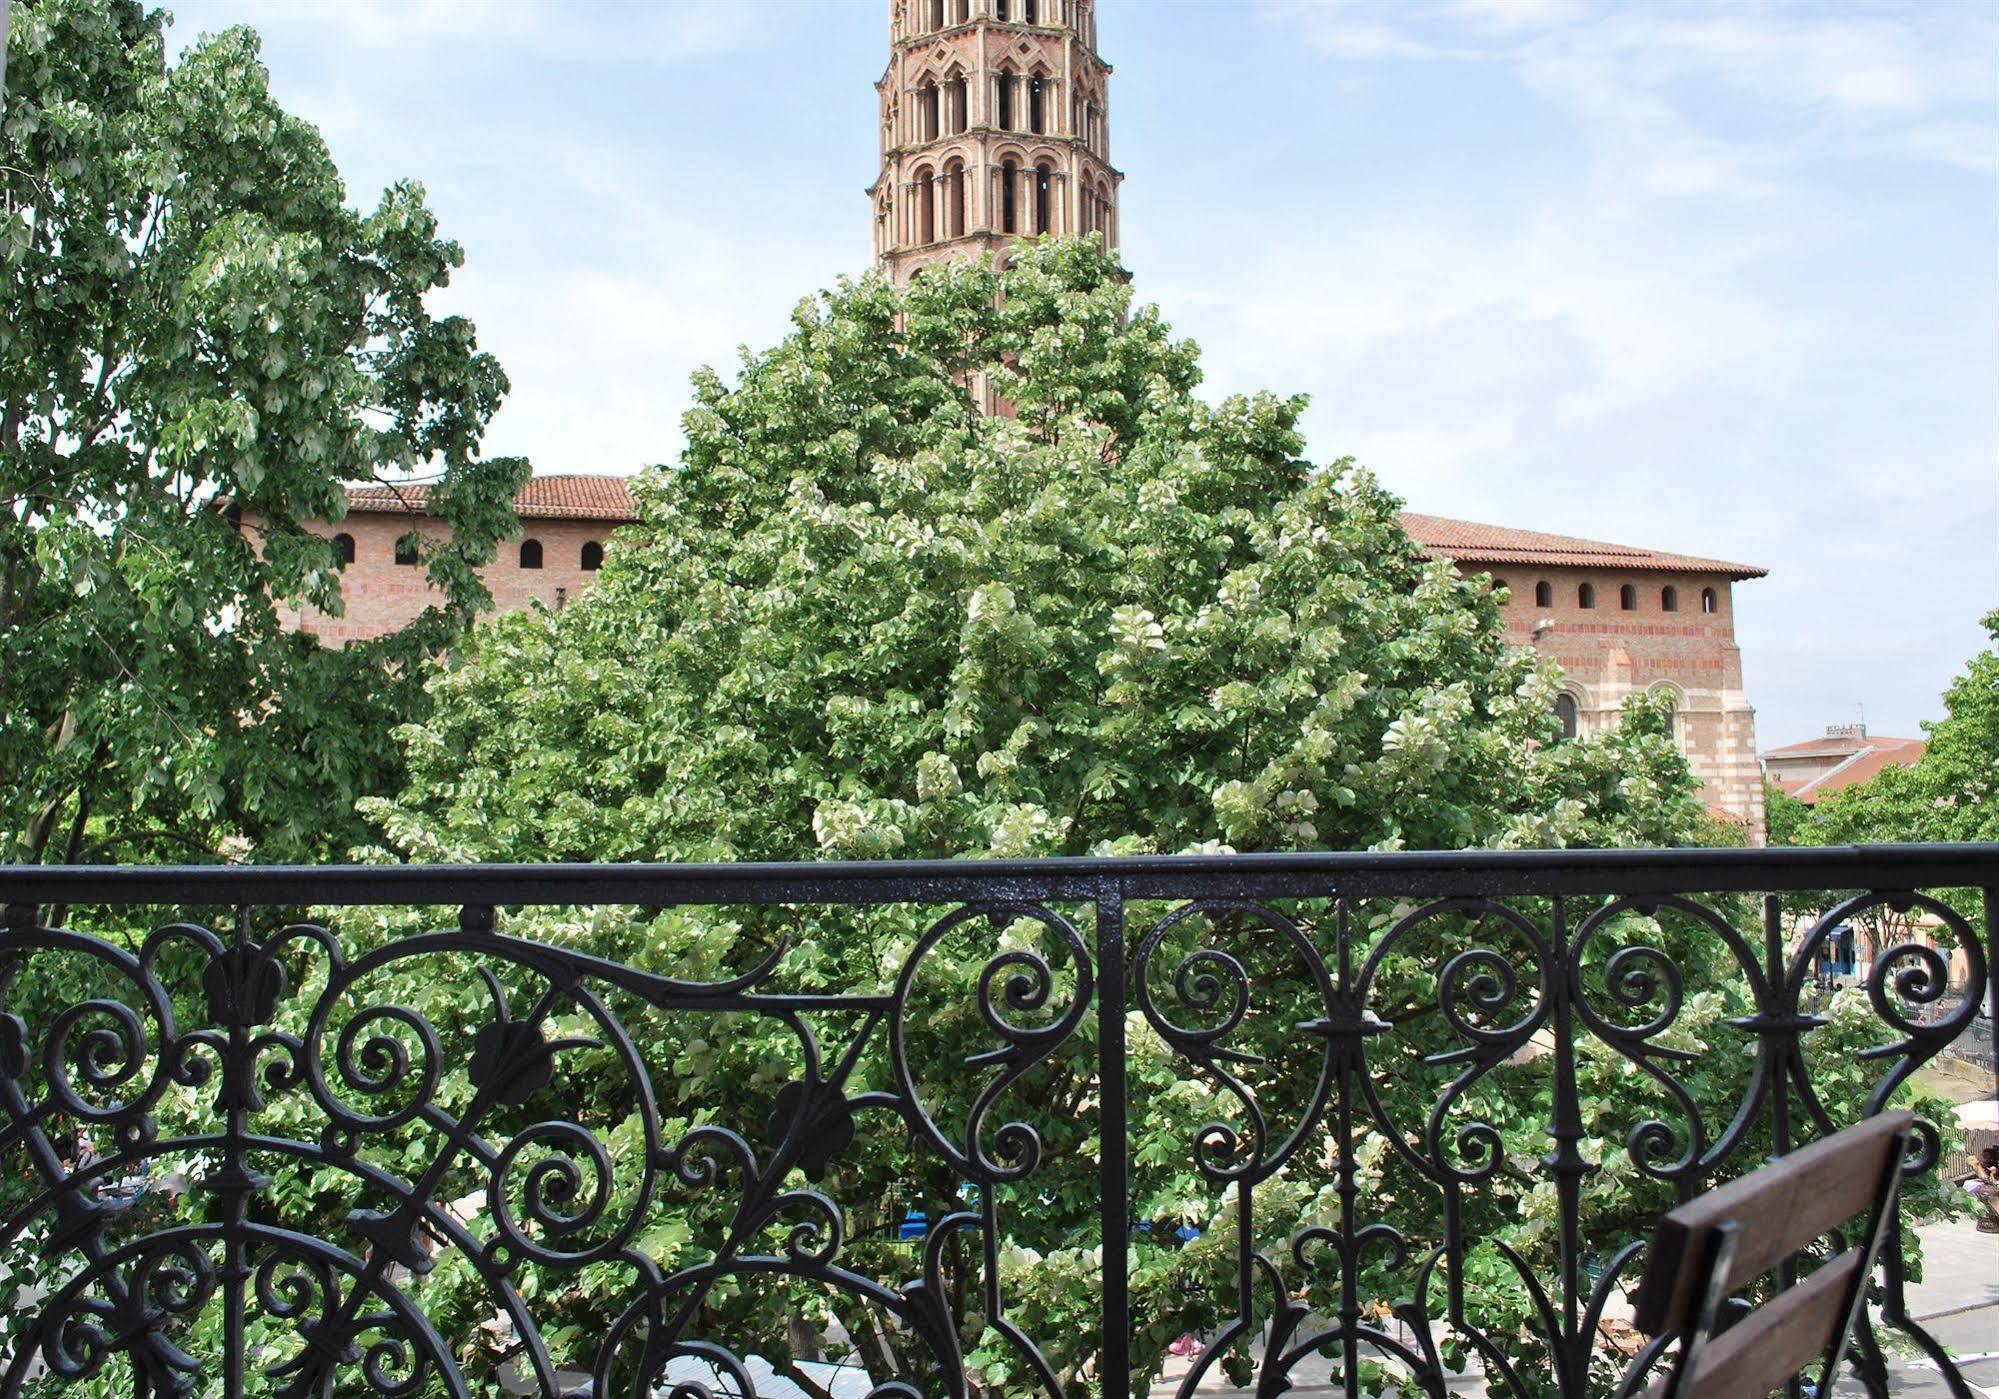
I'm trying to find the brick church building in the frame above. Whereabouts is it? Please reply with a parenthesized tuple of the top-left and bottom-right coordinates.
(284, 0, 1768, 839)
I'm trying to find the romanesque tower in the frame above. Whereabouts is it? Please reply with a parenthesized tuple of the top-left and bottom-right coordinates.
(870, 0, 1120, 284)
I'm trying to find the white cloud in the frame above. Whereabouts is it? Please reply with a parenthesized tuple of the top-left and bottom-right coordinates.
(1268, 0, 1999, 192)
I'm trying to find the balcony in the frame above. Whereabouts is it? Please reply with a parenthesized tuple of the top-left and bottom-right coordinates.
(0, 845, 1992, 1396)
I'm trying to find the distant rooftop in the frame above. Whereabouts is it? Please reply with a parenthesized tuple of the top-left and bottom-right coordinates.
(1399, 512, 1766, 580)
(345, 474, 639, 522)
(342, 478, 1765, 583)
(1763, 725, 1926, 804)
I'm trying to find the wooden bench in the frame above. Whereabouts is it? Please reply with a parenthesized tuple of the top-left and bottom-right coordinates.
(1621, 1110, 1915, 1398)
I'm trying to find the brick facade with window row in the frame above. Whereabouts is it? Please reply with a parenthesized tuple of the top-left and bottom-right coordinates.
(270, 475, 625, 648)
(1401, 513, 1766, 841)
(275, 479, 1767, 840)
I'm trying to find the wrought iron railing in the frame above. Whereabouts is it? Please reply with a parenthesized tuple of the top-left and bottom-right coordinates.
(0, 846, 1993, 1398)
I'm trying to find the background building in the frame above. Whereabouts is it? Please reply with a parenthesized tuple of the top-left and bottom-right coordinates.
(1400, 515, 1767, 834)
(870, 0, 1118, 285)
(284, 0, 1769, 839)
(275, 476, 628, 646)
(1762, 724, 1926, 804)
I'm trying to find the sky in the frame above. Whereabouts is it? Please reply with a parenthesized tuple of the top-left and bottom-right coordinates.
(160, 0, 1999, 749)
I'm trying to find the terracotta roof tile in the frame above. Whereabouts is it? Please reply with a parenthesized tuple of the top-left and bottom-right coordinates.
(345, 474, 638, 522)
(1761, 733, 1922, 760)
(1786, 740, 1927, 803)
(1399, 512, 1765, 580)
(344, 479, 1757, 581)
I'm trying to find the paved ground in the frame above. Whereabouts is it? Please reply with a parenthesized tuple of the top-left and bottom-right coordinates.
(1142, 1215, 1999, 1397)
(1887, 1215, 1999, 1397)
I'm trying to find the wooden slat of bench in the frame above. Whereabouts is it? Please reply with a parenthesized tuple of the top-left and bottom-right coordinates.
(1643, 1253, 1860, 1399)
(1633, 1109, 1911, 1337)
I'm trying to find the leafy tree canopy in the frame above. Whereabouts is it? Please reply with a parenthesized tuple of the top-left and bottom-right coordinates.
(351, 239, 1939, 1397)
(0, 0, 527, 863)
(371, 239, 1706, 866)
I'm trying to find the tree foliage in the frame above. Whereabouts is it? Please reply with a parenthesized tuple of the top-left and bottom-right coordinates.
(324, 243, 1953, 1398)
(0, 0, 527, 864)
(371, 239, 1707, 867)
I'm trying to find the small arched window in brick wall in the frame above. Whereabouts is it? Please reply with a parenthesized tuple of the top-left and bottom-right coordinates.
(1701, 587, 1719, 614)
(581, 542, 604, 571)
(1492, 577, 1509, 604)
(1535, 581, 1553, 608)
(1661, 585, 1679, 612)
(1554, 693, 1579, 741)
(333, 533, 356, 565)
(394, 535, 419, 566)
(520, 539, 543, 569)
(1620, 584, 1636, 611)
(1578, 583, 1596, 609)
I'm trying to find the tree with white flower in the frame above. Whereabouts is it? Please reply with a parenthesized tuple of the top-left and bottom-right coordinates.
(362, 239, 1759, 1395)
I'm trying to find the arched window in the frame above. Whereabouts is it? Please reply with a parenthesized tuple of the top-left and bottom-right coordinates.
(1554, 693, 1579, 742)
(332, 532, 356, 565)
(1034, 163, 1053, 234)
(919, 84, 940, 141)
(1492, 577, 1509, 604)
(1023, 0, 1038, 20)
(1000, 158, 1019, 233)
(581, 541, 604, 571)
(995, 0, 1009, 17)
(914, 168, 936, 243)
(926, 0, 944, 30)
(1578, 582, 1596, 609)
(945, 75, 967, 134)
(519, 538, 543, 569)
(1535, 580, 1553, 608)
(1701, 587, 1719, 614)
(1620, 584, 1636, 611)
(394, 535, 419, 567)
(1028, 76, 1048, 134)
(943, 158, 966, 238)
(1659, 696, 1678, 741)
(996, 72, 1016, 130)
(1661, 586, 1679, 612)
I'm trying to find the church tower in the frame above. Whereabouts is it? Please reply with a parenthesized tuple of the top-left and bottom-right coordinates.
(870, 0, 1120, 285)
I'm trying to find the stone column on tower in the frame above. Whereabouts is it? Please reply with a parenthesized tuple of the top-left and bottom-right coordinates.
(869, 0, 1121, 286)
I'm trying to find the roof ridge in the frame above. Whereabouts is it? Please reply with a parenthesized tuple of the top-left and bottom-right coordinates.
(1398, 510, 1765, 580)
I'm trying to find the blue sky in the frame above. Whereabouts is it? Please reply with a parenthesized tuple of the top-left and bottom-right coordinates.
(162, 0, 1998, 749)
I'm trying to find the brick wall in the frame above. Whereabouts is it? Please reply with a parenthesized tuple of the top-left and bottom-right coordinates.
(1469, 563, 1766, 841)
(272, 513, 617, 647)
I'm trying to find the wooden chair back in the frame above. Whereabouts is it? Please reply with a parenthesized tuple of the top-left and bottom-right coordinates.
(1625, 1109, 1915, 1399)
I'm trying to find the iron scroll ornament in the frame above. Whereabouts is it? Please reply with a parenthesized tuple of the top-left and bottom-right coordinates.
(0, 847, 1992, 1398)
(0, 901, 1094, 1397)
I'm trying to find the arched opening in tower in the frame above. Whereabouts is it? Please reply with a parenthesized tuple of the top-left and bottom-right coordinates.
(946, 75, 967, 134)
(916, 168, 936, 243)
(944, 159, 967, 239)
(920, 84, 940, 142)
(1001, 159, 1020, 233)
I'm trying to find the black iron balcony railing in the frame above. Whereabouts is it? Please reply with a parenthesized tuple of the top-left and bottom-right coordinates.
(0, 846, 1993, 1398)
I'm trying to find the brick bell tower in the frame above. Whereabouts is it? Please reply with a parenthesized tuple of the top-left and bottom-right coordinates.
(870, 0, 1121, 285)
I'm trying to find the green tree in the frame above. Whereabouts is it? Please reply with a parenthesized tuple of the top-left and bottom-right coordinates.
(0, 0, 527, 864)
(1, 237, 1953, 1399)
(351, 240, 1838, 1395)
(372, 240, 1706, 868)
(1763, 781, 1812, 847)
